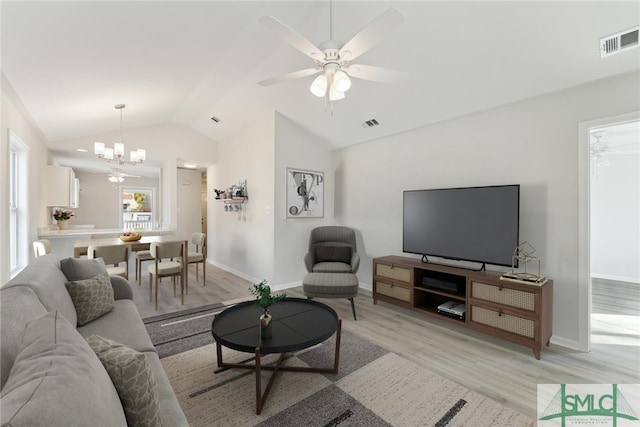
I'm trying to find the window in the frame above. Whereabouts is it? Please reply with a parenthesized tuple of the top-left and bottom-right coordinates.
(9, 131, 28, 277)
(121, 187, 156, 230)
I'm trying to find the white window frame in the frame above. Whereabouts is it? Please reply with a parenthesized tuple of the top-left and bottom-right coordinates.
(9, 130, 29, 277)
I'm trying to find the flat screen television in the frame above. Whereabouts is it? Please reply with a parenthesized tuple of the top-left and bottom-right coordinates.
(403, 185, 520, 268)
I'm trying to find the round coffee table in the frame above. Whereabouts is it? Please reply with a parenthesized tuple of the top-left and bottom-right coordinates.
(211, 297, 342, 414)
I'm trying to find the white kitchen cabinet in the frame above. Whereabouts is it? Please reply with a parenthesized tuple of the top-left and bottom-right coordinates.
(46, 166, 79, 208)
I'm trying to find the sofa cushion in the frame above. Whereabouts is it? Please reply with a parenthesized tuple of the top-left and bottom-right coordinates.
(77, 299, 156, 354)
(0, 286, 47, 389)
(315, 246, 351, 264)
(60, 256, 107, 281)
(0, 311, 126, 426)
(86, 335, 162, 427)
(65, 273, 115, 326)
(3, 254, 78, 327)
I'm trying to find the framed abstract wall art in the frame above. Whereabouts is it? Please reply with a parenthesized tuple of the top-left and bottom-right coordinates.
(286, 168, 324, 218)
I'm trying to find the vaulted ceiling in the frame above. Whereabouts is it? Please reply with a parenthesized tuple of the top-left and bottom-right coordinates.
(2, 1, 639, 175)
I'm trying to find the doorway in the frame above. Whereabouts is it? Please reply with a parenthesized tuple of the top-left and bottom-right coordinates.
(579, 113, 640, 351)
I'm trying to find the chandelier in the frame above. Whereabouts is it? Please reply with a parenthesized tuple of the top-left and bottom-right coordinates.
(94, 104, 146, 166)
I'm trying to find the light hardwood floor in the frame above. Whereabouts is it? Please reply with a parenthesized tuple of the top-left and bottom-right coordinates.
(130, 264, 640, 418)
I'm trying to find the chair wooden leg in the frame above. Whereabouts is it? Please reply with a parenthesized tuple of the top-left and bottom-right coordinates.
(181, 269, 185, 305)
(149, 273, 153, 302)
(203, 261, 206, 286)
(349, 297, 357, 321)
(155, 274, 159, 310)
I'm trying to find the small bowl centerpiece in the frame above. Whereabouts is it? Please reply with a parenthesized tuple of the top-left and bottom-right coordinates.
(120, 232, 142, 242)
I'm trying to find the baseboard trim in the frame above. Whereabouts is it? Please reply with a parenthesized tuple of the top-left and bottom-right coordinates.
(591, 273, 640, 284)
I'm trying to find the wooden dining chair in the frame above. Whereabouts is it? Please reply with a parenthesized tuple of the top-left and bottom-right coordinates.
(186, 232, 207, 286)
(148, 240, 187, 310)
(33, 239, 51, 258)
(87, 244, 130, 278)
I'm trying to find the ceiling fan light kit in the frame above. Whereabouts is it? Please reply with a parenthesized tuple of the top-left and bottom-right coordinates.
(259, 3, 405, 109)
(94, 104, 146, 166)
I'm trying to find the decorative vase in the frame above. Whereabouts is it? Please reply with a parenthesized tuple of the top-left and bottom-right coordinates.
(57, 220, 68, 230)
(260, 312, 272, 339)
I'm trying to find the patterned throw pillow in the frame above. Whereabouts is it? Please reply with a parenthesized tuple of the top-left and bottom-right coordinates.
(65, 273, 115, 326)
(86, 335, 162, 427)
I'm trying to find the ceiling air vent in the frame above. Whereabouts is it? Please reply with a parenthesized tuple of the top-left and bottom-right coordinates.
(600, 26, 639, 58)
(361, 118, 380, 128)
(210, 116, 221, 123)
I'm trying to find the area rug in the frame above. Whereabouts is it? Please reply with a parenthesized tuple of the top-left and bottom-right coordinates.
(146, 306, 535, 427)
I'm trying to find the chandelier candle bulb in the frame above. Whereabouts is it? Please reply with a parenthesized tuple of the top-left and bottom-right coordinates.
(114, 142, 124, 157)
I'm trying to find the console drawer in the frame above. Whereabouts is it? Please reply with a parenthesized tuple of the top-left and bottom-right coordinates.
(376, 263, 411, 283)
(470, 306, 534, 339)
(471, 282, 535, 311)
(375, 281, 411, 302)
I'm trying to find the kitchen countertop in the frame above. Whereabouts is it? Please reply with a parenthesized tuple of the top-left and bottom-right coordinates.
(38, 227, 173, 238)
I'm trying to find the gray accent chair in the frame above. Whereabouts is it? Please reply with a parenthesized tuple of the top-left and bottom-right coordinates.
(303, 226, 360, 320)
(304, 226, 360, 274)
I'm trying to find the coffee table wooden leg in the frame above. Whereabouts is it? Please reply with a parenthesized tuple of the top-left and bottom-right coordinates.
(333, 319, 342, 373)
(255, 347, 262, 415)
(216, 341, 223, 368)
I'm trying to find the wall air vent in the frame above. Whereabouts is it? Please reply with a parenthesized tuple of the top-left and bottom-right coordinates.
(211, 116, 221, 123)
(600, 26, 639, 58)
(361, 118, 380, 128)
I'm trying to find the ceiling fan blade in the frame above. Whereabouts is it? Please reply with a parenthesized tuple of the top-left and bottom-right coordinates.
(258, 68, 321, 86)
(344, 64, 408, 83)
(260, 16, 324, 60)
(339, 8, 404, 62)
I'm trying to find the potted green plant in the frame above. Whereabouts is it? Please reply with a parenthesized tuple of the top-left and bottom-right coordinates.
(249, 280, 286, 339)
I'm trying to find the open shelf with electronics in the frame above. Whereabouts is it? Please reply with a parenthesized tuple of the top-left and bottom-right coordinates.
(373, 255, 553, 359)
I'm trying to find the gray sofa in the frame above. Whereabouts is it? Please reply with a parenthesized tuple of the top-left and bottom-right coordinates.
(1, 254, 188, 426)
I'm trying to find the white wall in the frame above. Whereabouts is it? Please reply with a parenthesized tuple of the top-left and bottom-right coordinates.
(273, 113, 334, 286)
(208, 111, 275, 284)
(73, 173, 159, 229)
(1, 86, 51, 283)
(332, 71, 640, 349)
(591, 153, 640, 283)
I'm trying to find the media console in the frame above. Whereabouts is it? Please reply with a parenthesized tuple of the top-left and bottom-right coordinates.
(372, 255, 553, 359)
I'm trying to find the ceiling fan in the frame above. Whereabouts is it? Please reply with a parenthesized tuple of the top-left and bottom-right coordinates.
(97, 168, 141, 183)
(258, 2, 406, 105)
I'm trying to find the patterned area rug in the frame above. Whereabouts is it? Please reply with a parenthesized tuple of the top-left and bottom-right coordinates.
(145, 306, 534, 427)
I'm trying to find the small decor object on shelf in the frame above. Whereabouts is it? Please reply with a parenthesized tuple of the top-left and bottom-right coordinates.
(53, 208, 74, 230)
(500, 241, 548, 285)
(214, 189, 224, 199)
(119, 232, 142, 242)
(249, 280, 286, 339)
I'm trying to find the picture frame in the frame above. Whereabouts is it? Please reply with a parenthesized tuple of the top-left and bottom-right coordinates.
(286, 168, 324, 218)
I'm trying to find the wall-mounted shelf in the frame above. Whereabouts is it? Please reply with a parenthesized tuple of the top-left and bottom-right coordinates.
(217, 197, 248, 204)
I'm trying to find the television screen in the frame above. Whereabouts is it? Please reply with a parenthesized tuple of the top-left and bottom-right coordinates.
(403, 185, 520, 267)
